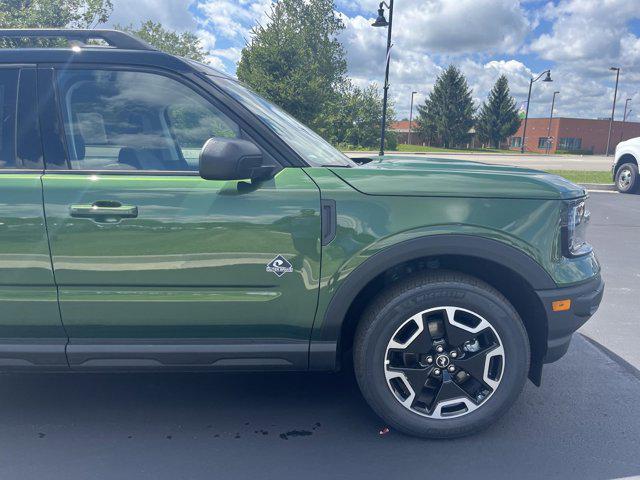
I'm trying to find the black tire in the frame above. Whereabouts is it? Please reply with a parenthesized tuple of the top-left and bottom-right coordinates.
(615, 162, 639, 194)
(353, 270, 529, 438)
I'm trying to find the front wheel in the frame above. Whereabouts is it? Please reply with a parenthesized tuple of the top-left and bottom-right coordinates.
(354, 271, 530, 438)
(615, 162, 639, 193)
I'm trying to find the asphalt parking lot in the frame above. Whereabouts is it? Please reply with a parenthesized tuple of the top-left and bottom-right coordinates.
(580, 192, 640, 369)
(0, 192, 638, 480)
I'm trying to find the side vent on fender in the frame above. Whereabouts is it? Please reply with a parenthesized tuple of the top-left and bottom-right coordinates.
(321, 199, 337, 246)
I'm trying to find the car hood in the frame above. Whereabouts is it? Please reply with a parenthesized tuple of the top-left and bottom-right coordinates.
(616, 137, 640, 152)
(330, 155, 586, 200)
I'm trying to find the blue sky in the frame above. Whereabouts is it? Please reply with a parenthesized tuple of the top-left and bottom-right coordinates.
(107, 0, 640, 120)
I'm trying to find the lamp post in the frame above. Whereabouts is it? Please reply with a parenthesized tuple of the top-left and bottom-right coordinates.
(605, 66, 620, 156)
(408, 91, 417, 145)
(545, 91, 559, 154)
(520, 70, 552, 153)
(372, 0, 394, 156)
(620, 98, 631, 143)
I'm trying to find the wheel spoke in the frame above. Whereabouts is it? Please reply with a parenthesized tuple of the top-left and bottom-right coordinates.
(387, 313, 433, 355)
(388, 365, 433, 394)
(429, 371, 474, 413)
(443, 307, 486, 347)
(456, 344, 504, 390)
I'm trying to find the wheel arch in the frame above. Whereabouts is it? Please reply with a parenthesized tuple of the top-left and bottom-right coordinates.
(311, 235, 555, 384)
(615, 153, 638, 175)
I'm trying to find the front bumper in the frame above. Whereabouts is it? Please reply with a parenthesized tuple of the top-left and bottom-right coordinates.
(536, 274, 604, 363)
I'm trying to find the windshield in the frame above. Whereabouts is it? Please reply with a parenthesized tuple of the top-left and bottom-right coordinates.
(211, 76, 354, 167)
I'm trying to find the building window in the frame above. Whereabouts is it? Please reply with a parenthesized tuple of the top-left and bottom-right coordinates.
(510, 137, 522, 148)
(537, 137, 550, 148)
(558, 137, 582, 151)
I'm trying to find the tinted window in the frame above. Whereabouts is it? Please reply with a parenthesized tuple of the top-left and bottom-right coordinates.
(538, 137, 549, 148)
(56, 69, 241, 171)
(0, 69, 18, 168)
(558, 137, 582, 151)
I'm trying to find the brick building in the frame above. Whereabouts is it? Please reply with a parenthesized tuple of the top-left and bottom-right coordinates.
(389, 120, 426, 145)
(508, 117, 640, 154)
(389, 121, 477, 147)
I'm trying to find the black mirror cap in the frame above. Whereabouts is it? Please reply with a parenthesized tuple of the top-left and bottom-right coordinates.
(199, 137, 264, 181)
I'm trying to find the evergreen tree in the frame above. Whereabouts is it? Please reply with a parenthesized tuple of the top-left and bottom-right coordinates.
(416, 65, 475, 148)
(476, 75, 521, 148)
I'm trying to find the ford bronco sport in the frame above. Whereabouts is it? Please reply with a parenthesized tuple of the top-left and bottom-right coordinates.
(0, 29, 603, 438)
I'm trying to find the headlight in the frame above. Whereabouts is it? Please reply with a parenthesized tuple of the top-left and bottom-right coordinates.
(561, 199, 592, 257)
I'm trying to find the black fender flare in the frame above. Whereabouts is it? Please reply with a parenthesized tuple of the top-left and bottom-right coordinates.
(310, 234, 556, 370)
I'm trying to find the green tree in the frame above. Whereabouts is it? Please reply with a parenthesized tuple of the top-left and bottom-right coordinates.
(327, 83, 397, 150)
(0, 0, 112, 28)
(416, 65, 475, 148)
(237, 0, 347, 132)
(117, 21, 208, 62)
(476, 75, 520, 149)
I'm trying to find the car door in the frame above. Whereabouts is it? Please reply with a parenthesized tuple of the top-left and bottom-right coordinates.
(40, 66, 321, 370)
(0, 67, 68, 368)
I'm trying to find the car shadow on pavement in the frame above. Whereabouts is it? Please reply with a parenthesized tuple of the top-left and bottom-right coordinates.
(0, 335, 638, 480)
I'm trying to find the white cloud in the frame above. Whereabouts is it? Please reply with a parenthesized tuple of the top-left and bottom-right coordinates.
(396, 0, 530, 54)
(530, 0, 640, 68)
(108, 0, 197, 30)
(197, 0, 273, 40)
(197, 29, 217, 51)
(346, 0, 530, 54)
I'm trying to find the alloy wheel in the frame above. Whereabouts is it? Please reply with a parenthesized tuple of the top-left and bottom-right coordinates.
(618, 167, 632, 190)
(384, 306, 505, 419)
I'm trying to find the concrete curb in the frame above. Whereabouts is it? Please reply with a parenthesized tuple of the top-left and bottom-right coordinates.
(580, 183, 615, 191)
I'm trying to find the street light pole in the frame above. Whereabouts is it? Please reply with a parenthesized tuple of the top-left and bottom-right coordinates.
(372, 0, 394, 156)
(520, 70, 552, 154)
(620, 98, 631, 143)
(605, 67, 620, 157)
(408, 91, 417, 145)
(545, 91, 559, 154)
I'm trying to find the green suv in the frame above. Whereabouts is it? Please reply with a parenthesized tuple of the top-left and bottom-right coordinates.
(0, 29, 603, 438)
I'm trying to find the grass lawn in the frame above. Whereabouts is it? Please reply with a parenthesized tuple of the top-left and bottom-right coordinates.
(395, 144, 516, 154)
(343, 144, 517, 154)
(547, 170, 613, 184)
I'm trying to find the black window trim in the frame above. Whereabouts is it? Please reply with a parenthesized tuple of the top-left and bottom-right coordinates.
(0, 64, 45, 173)
(40, 62, 295, 176)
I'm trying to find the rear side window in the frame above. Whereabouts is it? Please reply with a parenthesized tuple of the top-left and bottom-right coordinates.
(55, 69, 241, 171)
(0, 69, 18, 169)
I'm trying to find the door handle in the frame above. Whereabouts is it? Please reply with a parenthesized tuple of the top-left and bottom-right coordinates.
(69, 201, 138, 219)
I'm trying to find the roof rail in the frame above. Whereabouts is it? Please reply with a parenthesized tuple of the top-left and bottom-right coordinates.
(0, 29, 155, 51)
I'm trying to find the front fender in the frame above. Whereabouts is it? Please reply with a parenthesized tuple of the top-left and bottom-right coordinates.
(317, 233, 554, 340)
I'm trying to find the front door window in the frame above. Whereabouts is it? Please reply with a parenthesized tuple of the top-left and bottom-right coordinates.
(56, 69, 241, 171)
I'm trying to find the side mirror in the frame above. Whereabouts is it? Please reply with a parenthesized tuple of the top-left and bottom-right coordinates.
(199, 137, 265, 181)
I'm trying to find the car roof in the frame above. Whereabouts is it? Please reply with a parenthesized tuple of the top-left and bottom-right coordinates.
(0, 47, 199, 73)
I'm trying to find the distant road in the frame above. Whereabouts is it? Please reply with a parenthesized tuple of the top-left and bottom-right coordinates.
(344, 151, 614, 171)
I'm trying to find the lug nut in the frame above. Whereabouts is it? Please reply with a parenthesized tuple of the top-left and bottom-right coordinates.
(436, 345, 444, 353)
(448, 365, 456, 373)
(450, 351, 458, 358)
(425, 356, 433, 364)
(433, 368, 441, 376)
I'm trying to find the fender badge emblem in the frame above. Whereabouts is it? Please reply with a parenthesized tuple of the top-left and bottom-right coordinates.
(266, 255, 293, 277)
